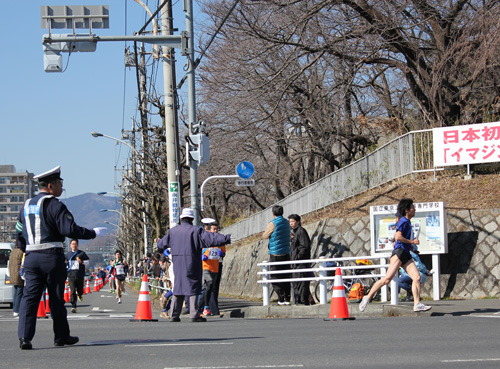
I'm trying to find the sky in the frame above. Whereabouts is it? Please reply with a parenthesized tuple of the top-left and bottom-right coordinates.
(0, 0, 201, 198)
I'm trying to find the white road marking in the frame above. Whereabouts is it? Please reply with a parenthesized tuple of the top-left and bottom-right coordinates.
(163, 365, 304, 369)
(127, 342, 234, 348)
(442, 358, 500, 363)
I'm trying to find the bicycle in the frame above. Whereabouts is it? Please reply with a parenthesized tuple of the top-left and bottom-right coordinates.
(312, 260, 380, 303)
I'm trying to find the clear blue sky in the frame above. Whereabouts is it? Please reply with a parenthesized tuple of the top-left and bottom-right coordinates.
(0, 0, 200, 198)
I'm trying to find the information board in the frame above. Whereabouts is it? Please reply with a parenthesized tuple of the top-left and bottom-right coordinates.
(370, 202, 448, 255)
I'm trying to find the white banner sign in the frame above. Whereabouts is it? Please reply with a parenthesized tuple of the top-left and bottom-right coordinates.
(433, 121, 500, 166)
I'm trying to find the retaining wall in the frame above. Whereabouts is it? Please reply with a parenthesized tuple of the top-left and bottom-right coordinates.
(220, 208, 500, 300)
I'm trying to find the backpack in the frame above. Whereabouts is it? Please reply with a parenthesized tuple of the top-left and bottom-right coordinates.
(348, 283, 365, 301)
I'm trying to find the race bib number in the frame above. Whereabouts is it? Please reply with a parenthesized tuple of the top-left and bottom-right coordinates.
(70, 260, 79, 271)
(115, 264, 125, 276)
(208, 248, 219, 260)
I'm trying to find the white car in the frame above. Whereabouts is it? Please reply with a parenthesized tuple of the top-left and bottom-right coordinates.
(0, 243, 14, 308)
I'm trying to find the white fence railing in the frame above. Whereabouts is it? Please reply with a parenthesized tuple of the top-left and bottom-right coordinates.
(257, 254, 399, 306)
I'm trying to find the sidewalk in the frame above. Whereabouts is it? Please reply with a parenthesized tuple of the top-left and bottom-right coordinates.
(217, 296, 500, 319)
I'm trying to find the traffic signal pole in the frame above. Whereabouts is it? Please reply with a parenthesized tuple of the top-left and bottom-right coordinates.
(184, 0, 200, 225)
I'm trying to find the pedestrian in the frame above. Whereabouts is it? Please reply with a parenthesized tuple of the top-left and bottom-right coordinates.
(359, 198, 431, 313)
(288, 214, 314, 305)
(209, 223, 225, 315)
(156, 208, 230, 322)
(8, 239, 24, 317)
(16, 166, 105, 350)
(106, 259, 115, 293)
(113, 250, 128, 304)
(262, 205, 291, 305)
(66, 239, 89, 313)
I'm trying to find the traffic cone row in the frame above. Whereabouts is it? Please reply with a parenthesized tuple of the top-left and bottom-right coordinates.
(130, 274, 157, 322)
(327, 268, 355, 321)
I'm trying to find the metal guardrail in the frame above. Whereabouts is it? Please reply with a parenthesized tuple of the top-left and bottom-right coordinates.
(223, 130, 433, 241)
(257, 254, 398, 306)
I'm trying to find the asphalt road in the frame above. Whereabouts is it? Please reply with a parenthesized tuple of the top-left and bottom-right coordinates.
(0, 285, 498, 369)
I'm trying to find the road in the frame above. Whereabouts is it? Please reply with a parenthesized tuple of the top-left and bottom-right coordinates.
(0, 284, 498, 369)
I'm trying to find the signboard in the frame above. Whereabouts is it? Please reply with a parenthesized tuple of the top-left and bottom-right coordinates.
(236, 161, 254, 179)
(169, 182, 180, 228)
(235, 179, 255, 187)
(433, 121, 500, 166)
(370, 202, 447, 255)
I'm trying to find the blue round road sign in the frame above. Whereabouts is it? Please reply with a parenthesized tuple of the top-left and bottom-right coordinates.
(236, 161, 254, 179)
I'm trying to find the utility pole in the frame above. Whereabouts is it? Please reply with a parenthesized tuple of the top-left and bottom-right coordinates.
(184, 0, 199, 225)
(162, 2, 181, 228)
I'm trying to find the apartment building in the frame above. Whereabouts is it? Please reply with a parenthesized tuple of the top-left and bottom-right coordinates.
(0, 165, 35, 243)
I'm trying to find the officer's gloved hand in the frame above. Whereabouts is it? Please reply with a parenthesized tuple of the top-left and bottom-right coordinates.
(218, 249, 225, 257)
(224, 234, 231, 244)
(202, 255, 208, 261)
(93, 227, 107, 236)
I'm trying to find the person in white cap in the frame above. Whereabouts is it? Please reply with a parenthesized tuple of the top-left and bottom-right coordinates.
(157, 208, 231, 322)
(16, 166, 106, 350)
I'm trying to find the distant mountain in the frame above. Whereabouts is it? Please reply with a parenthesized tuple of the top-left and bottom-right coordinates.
(62, 193, 121, 231)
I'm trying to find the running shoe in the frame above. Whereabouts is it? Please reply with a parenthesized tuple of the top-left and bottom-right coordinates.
(413, 302, 431, 312)
(359, 296, 369, 312)
(117, 298, 122, 304)
(203, 308, 212, 316)
(70, 307, 77, 313)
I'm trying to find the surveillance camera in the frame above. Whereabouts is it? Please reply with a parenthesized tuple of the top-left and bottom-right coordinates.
(44, 54, 63, 73)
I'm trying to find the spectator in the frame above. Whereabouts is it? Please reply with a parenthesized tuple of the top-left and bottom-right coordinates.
(262, 205, 291, 305)
(288, 214, 314, 305)
(156, 208, 230, 322)
(399, 246, 432, 301)
(9, 240, 24, 317)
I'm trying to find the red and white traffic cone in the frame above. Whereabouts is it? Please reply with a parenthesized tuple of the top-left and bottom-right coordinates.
(327, 268, 355, 321)
(64, 283, 70, 302)
(93, 279, 99, 292)
(37, 294, 47, 319)
(45, 289, 50, 314)
(85, 279, 91, 295)
(130, 274, 158, 322)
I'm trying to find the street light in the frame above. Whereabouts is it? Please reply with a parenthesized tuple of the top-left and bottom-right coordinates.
(104, 220, 119, 227)
(100, 209, 121, 215)
(91, 131, 140, 157)
(98, 191, 126, 198)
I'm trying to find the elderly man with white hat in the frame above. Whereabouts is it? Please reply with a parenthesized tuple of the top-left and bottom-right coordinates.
(16, 166, 106, 350)
(157, 208, 231, 322)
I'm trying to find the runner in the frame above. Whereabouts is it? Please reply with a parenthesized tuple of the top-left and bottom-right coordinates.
(113, 251, 128, 304)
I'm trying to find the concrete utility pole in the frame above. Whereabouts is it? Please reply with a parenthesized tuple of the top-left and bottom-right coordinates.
(184, 0, 199, 225)
(162, 2, 181, 228)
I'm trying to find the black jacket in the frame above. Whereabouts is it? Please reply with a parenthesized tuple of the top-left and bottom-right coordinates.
(290, 225, 311, 262)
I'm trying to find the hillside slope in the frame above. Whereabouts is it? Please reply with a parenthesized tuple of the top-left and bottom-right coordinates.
(305, 171, 500, 223)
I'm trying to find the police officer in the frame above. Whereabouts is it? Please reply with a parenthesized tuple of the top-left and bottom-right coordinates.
(17, 166, 106, 350)
(66, 239, 89, 313)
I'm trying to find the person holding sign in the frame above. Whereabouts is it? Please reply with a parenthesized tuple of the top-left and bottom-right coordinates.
(360, 198, 432, 313)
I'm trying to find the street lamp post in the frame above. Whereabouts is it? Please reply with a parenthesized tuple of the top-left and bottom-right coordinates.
(93, 131, 149, 259)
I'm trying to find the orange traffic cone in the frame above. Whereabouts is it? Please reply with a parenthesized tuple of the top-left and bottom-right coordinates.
(327, 268, 355, 321)
(37, 294, 47, 319)
(64, 283, 70, 302)
(130, 274, 158, 322)
(93, 279, 99, 292)
(98, 278, 103, 290)
(85, 279, 91, 295)
(45, 289, 50, 314)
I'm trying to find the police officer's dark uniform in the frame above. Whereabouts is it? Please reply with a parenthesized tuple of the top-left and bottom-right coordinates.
(66, 240, 89, 313)
(17, 166, 97, 350)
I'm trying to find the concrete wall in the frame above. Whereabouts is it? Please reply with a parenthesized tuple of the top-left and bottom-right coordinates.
(220, 208, 500, 300)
